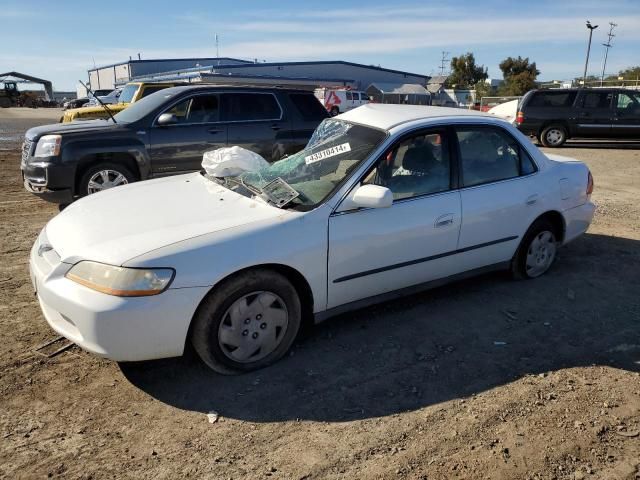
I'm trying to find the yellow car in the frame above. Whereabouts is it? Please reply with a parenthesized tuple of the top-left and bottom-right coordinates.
(61, 82, 179, 123)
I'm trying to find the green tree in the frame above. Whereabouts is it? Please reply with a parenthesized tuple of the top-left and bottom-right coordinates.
(474, 80, 493, 102)
(448, 52, 488, 88)
(498, 56, 540, 95)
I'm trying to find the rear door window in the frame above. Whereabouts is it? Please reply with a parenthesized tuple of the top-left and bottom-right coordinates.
(581, 91, 613, 109)
(528, 91, 576, 108)
(456, 126, 537, 187)
(222, 93, 282, 121)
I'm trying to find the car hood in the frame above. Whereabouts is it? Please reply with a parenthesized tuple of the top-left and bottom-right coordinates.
(26, 119, 122, 141)
(45, 173, 289, 265)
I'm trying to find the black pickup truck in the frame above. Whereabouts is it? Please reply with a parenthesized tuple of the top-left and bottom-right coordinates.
(21, 85, 329, 204)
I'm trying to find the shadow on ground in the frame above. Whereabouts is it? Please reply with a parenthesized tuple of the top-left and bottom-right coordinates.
(121, 233, 640, 422)
(550, 140, 640, 150)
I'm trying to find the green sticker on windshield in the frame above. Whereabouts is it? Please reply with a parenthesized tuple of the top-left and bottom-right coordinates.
(304, 142, 351, 165)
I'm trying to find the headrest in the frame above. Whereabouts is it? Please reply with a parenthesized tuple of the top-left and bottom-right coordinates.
(402, 146, 437, 173)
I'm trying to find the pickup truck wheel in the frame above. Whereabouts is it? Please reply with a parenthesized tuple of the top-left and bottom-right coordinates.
(79, 163, 135, 197)
(191, 269, 302, 374)
(512, 219, 558, 279)
(540, 125, 567, 147)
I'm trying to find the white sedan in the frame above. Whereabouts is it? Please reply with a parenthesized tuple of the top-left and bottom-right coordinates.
(30, 105, 595, 374)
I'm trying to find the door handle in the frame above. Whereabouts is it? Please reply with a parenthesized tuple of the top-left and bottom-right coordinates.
(434, 213, 454, 228)
(526, 194, 538, 206)
(208, 128, 223, 134)
(271, 125, 282, 131)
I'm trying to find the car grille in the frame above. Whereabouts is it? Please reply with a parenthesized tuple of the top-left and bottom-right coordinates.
(21, 139, 33, 166)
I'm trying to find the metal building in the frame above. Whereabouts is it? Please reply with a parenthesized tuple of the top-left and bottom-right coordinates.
(87, 58, 429, 93)
(87, 57, 253, 90)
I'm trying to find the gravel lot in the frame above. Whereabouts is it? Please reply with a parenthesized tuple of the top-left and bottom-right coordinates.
(1, 107, 638, 480)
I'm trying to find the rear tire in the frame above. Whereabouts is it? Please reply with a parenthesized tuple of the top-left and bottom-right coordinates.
(540, 125, 567, 147)
(78, 162, 136, 197)
(191, 269, 302, 374)
(512, 219, 558, 279)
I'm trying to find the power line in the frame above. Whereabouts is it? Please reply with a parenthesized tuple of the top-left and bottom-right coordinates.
(600, 22, 617, 86)
(439, 51, 450, 76)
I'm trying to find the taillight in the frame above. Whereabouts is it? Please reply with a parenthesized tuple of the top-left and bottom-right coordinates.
(516, 111, 524, 125)
(586, 171, 594, 195)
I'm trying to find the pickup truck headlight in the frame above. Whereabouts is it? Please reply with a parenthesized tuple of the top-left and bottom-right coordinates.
(66, 261, 174, 297)
(34, 135, 61, 157)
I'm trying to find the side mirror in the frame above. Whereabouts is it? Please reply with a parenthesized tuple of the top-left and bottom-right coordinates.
(157, 113, 178, 126)
(348, 184, 393, 210)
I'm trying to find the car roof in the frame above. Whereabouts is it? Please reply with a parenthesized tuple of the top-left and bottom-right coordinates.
(337, 104, 493, 131)
(160, 84, 313, 95)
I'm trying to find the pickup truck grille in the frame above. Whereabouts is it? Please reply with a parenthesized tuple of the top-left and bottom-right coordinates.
(21, 139, 33, 166)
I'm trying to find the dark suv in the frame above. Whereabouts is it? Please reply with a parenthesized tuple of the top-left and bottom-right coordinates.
(21, 85, 329, 204)
(516, 88, 640, 147)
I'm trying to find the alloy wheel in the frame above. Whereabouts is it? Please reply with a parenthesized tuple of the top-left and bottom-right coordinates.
(87, 169, 129, 194)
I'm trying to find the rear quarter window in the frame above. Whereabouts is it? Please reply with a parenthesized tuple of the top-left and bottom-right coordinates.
(289, 93, 329, 121)
(528, 91, 577, 108)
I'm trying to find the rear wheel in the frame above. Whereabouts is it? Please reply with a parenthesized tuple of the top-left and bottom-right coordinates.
(191, 269, 302, 374)
(78, 162, 136, 197)
(540, 125, 567, 147)
(512, 219, 558, 279)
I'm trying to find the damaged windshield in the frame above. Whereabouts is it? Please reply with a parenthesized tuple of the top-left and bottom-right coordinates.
(238, 119, 387, 210)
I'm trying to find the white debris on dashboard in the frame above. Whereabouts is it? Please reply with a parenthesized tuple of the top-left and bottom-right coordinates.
(202, 146, 269, 177)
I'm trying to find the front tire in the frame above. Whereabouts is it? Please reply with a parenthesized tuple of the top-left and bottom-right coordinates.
(78, 162, 136, 197)
(191, 269, 302, 374)
(330, 106, 340, 116)
(512, 219, 558, 279)
(540, 125, 567, 147)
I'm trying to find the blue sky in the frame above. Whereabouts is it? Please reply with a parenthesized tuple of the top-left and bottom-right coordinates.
(2, 0, 639, 90)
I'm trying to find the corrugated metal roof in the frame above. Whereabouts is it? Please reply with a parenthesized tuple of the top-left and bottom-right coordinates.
(366, 82, 430, 95)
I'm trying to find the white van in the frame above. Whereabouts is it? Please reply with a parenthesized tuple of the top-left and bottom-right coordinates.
(322, 89, 370, 115)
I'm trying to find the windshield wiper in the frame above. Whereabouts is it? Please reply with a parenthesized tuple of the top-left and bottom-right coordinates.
(79, 80, 117, 124)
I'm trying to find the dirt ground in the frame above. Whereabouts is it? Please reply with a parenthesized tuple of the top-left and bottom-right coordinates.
(0, 107, 638, 480)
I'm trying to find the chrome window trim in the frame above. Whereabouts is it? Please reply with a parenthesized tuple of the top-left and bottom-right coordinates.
(152, 91, 283, 127)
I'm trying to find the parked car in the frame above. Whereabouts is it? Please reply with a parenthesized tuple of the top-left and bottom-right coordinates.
(516, 88, 640, 147)
(30, 104, 595, 373)
(323, 89, 370, 116)
(63, 97, 90, 109)
(61, 82, 180, 122)
(21, 85, 329, 204)
(87, 87, 122, 106)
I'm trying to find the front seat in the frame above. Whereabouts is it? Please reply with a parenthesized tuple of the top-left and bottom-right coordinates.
(386, 146, 447, 198)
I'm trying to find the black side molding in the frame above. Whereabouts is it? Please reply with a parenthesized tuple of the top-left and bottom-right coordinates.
(333, 236, 518, 283)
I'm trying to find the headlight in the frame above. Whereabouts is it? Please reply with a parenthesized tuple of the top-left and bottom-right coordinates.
(34, 135, 61, 157)
(65, 261, 174, 297)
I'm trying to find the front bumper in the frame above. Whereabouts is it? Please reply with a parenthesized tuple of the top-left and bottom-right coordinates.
(23, 177, 74, 204)
(21, 147, 76, 204)
(29, 230, 209, 361)
(562, 201, 596, 244)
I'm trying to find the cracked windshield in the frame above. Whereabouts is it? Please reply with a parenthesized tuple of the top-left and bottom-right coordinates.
(238, 119, 387, 209)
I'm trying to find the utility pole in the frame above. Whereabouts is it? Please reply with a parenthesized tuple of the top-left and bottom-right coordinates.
(215, 34, 220, 58)
(582, 20, 599, 86)
(439, 51, 450, 76)
(600, 22, 617, 86)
